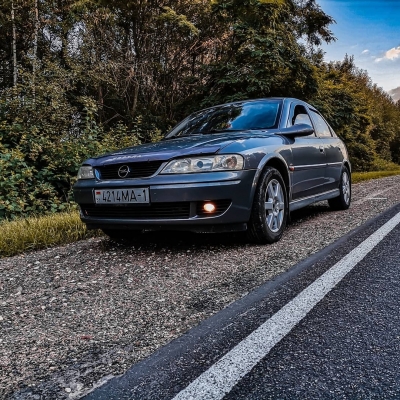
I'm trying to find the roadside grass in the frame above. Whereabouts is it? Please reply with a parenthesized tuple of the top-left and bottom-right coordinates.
(1, 168, 400, 258)
(0, 211, 99, 258)
(352, 170, 400, 184)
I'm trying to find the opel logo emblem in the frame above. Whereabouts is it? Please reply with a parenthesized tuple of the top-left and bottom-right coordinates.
(118, 165, 130, 178)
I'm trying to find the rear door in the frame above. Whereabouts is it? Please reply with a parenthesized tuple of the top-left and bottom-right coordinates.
(308, 110, 343, 192)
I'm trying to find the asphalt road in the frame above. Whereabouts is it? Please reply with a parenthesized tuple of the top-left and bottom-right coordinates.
(225, 208, 400, 399)
(84, 203, 400, 399)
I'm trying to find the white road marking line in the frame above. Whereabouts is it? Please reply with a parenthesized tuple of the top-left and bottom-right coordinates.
(353, 186, 396, 205)
(173, 211, 400, 400)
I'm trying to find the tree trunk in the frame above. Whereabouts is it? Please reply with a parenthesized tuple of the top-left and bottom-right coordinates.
(32, 0, 39, 102)
(131, 82, 139, 117)
(11, 0, 17, 87)
(98, 85, 104, 122)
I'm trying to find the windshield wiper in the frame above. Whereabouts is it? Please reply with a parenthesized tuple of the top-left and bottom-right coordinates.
(204, 128, 243, 134)
(164, 129, 243, 140)
(163, 133, 203, 140)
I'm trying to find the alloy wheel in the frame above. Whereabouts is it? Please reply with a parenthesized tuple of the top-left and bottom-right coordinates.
(342, 171, 350, 205)
(264, 179, 285, 233)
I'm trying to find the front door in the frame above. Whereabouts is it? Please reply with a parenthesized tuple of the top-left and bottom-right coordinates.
(287, 104, 327, 200)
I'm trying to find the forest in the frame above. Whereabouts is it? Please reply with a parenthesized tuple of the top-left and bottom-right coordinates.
(1, 0, 400, 219)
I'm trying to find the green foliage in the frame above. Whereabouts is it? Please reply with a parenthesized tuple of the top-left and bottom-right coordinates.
(158, 7, 200, 36)
(0, 61, 157, 219)
(197, 0, 328, 106)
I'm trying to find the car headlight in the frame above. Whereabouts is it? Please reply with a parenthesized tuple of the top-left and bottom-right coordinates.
(77, 166, 95, 180)
(161, 154, 244, 174)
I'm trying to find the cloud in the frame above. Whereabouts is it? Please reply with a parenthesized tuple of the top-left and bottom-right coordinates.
(361, 49, 369, 54)
(375, 46, 400, 62)
(389, 87, 400, 102)
(385, 47, 400, 60)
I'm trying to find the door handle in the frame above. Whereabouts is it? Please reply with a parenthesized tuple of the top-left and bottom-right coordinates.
(319, 146, 324, 153)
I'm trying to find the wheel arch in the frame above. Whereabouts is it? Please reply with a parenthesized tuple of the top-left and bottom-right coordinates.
(343, 160, 351, 175)
(249, 155, 291, 207)
(264, 157, 290, 193)
(247, 156, 290, 244)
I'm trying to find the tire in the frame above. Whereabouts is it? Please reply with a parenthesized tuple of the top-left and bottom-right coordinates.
(247, 167, 288, 244)
(102, 229, 141, 241)
(328, 167, 351, 210)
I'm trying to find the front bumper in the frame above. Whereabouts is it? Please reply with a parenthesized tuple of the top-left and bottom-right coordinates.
(73, 170, 257, 232)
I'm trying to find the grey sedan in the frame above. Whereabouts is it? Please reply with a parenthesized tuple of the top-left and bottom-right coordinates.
(73, 98, 351, 243)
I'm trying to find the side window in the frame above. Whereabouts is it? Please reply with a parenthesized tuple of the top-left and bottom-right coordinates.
(310, 110, 332, 137)
(289, 105, 313, 128)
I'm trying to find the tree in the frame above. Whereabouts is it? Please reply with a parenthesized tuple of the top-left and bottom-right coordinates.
(311, 56, 400, 171)
(191, 0, 335, 108)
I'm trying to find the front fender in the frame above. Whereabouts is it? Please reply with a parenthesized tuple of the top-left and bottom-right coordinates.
(248, 152, 293, 208)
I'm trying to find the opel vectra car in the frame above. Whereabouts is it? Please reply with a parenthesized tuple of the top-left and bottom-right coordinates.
(73, 98, 351, 243)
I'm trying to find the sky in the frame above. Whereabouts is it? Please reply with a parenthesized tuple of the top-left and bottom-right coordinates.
(317, 0, 400, 95)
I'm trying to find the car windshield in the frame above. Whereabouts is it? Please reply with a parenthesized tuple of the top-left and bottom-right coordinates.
(165, 100, 282, 139)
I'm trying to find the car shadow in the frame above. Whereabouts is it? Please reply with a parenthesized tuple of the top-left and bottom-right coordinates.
(288, 201, 331, 225)
(97, 202, 333, 253)
(98, 229, 249, 253)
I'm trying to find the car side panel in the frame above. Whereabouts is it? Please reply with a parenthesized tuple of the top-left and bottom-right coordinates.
(323, 137, 346, 191)
(290, 136, 327, 200)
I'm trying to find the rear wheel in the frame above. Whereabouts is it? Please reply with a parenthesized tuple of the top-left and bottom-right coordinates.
(247, 167, 288, 244)
(328, 167, 351, 210)
(102, 229, 141, 241)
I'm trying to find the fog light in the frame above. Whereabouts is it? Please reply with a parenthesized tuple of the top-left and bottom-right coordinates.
(203, 202, 216, 213)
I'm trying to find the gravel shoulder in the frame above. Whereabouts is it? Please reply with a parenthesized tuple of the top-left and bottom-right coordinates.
(1, 175, 400, 399)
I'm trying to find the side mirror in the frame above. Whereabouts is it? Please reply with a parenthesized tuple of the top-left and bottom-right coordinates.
(279, 123, 314, 138)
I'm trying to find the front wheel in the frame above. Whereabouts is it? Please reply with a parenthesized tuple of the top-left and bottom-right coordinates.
(247, 167, 288, 244)
(328, 167, 351, 210)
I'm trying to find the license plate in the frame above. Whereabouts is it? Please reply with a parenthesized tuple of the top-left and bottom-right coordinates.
(94, 188, 150, 204)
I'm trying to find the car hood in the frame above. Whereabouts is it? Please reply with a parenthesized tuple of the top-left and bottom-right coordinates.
(85, 131, 279, 166)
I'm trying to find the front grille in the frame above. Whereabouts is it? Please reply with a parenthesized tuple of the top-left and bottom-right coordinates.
(96, 161, 163, 180)
(81, 199, 231, 220)
(82, 203, 191, 219)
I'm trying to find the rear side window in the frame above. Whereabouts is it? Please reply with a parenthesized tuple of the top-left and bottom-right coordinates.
(310, 111, 332, 137)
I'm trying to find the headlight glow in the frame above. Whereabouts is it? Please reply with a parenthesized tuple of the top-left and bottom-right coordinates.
(77, 166, 95, 180)
(161, 154, 244, 174)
